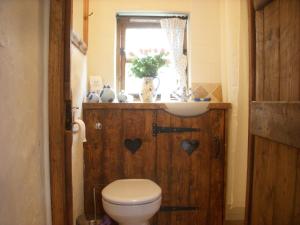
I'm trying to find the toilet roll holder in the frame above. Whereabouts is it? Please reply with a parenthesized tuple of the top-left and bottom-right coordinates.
(72, 106, 80, 133)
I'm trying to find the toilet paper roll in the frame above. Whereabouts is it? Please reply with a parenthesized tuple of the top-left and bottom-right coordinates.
(73, 119, 87, 143)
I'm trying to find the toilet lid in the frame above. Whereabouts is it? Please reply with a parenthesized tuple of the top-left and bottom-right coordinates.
(102, 179, 161, 205)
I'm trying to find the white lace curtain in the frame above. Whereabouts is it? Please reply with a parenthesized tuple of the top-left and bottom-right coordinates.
(160, 18, 188, 92)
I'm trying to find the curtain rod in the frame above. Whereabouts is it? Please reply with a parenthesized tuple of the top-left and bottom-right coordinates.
(116, 14, 188, 20)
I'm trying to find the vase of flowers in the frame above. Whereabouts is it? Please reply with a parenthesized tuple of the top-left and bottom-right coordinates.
(130, 49, 169, 102)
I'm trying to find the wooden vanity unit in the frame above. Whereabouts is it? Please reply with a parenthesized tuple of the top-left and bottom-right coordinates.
(83, 102, 230, 225)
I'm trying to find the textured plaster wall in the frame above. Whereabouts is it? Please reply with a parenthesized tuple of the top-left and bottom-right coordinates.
(0, 1, 51, 225)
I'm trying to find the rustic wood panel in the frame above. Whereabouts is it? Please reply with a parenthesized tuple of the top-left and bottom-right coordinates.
(156, 110, 211, 207)
(251, 137, 277, 225)
(247, 0, 300, 225)
(251, 137, 300, 225)
(255, 11, 264, 101)
(155, 110, 224, 225)
(83, 102, 231, 110)
(279, 0, 300, 101)
(250, 102, 300, 148)
(263, 0, 280, 101)
(122, 110, 156, 179)
(83, 108, 227, 225)
(83, 110, 106, 218)
(84, 109, 158, 219)
(208, 110, 225, 225)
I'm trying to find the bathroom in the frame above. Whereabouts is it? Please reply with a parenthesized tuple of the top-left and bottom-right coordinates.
(0, 1, 299, 225)
(71, 0, 248, 224)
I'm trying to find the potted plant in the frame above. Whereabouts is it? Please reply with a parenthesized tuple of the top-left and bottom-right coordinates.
(130, 49, 169, 102)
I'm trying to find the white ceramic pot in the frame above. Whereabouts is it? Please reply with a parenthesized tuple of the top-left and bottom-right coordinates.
(140, 77, 160, 103)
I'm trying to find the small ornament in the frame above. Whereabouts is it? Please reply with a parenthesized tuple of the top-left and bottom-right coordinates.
(100, 85, 115, 103)
(86, 92, 100, 103)
(117, 90, 128, 103)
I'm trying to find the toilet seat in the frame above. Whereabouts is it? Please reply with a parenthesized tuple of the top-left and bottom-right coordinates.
(102, 179, 161, 205)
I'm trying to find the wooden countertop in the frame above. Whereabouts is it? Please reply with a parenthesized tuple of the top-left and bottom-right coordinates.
(83, 102, 231, 110)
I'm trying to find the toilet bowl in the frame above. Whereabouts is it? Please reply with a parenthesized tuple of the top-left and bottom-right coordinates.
(102, 179, 162, 225)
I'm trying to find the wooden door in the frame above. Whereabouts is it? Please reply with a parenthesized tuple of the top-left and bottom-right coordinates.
(246, 0, 300, 225)
(83, 109, 156, 219)
(155, 110, 225, 225)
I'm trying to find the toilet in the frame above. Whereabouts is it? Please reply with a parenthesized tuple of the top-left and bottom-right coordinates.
(101, 179, 162, 225)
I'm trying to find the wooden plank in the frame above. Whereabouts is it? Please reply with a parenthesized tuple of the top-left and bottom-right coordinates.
(272, 144, 298, 225)
(101, 110, 123, 183)
(279, 0, 300, 101)
(250, 102, 300, 148)
(251, 137, 300, 225)
(83, 110, 105, 218)
(263, 0, 280, 101)
(155, 110, 213, 225)
(48, 0, 72, 224)
(253, 0, 273, 11)
(122, 110, 156, 179)
(208, 110, 225, 225)
(255, 11, 265, 101)
(82, 102, 231, 110)
(251, 137, 276, 225)
(245, 1, 256, 223)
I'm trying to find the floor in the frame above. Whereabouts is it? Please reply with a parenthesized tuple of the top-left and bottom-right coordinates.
(224, 221, 244, 225)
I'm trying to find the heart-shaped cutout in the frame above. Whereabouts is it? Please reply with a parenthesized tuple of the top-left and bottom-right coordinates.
(124, 138, 142, 154)
(181, 140, 199, 155)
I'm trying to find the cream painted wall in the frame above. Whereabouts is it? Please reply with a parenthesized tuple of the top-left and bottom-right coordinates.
(73, 0, 84, 40)
(88, 0, 222, 88)
(220, 0, 249, 220)
(71, 45, 88, 225)
(0, 1, 51, 225)
(72, 1, 88, 224)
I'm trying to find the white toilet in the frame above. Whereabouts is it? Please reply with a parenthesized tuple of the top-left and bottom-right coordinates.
(101, 179, 162, 225)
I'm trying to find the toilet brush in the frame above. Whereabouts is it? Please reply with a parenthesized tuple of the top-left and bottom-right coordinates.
(89, 187, 100, 225)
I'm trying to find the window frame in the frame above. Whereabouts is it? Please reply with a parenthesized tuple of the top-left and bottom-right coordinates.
(116, 15, 188, 94)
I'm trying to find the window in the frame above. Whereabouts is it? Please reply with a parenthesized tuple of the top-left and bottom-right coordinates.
(116, 15, 188, 99)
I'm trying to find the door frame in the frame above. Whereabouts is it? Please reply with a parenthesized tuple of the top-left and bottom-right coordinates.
(245, 0, 255, 224)
(48, 0, 73, 225)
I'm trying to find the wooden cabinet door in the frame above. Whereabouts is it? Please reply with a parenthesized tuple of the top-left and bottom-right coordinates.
(247, 0, 300, 225)
(155, 110, 225, 225)
(83, 109, 156, 219)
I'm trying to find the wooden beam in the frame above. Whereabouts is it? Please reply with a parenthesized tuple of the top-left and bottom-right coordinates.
(253, 0, 273, 10)
(245, 0, 256, 224)
(250, 102, 300, 149)
(49, 0, 73, 225)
